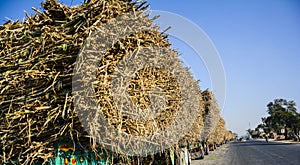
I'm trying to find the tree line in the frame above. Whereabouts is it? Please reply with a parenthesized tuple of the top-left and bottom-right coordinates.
(251, 99, 300, 140)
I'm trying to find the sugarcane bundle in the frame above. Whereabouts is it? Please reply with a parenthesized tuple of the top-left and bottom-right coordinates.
(74, 10, 200, 156)
(0, 0, 144, 163)
(224, 130, 235, 141)
(207, 118, 226, 144)
(0, 0, 201, 164)
(216, 118, 227, 144)
(200, 89, 220, 141)
(179, 86, 204, 144)
(224, 131, 231, 141)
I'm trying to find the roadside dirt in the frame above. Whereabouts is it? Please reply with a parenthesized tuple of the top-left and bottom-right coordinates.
(190, 143, 230, 165)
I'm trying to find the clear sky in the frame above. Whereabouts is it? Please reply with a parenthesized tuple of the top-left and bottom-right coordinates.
(1, 0, 300, 136)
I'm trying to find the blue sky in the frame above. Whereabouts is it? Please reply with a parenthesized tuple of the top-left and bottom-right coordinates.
(1, 0, 299, 136)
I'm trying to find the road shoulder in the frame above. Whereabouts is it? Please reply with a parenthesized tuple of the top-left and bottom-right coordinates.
(191, 143, 231, 165)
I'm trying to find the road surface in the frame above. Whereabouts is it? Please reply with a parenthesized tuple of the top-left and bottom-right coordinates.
(191, 140, 300, 165)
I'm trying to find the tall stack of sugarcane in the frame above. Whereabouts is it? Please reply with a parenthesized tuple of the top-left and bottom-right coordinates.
(207, 118, 235, 145)
(201, 90, 235, 147)
(200, 90, 221, 142)
(0, 0, 234, 164)
(0, 0, 201, 164)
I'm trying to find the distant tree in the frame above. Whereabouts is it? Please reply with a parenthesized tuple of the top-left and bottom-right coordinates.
(290, 113, 300, 138)
(264, 99, 299, 139)
(246, 128, 252, 135)
(260, 117, 272, 133)
(246, 128, 257, 138)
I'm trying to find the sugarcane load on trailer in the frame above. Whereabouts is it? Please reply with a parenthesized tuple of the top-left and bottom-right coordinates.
(0, 0, 235, 164)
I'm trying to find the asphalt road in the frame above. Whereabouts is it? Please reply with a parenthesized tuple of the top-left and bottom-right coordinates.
(223, 140, 300, 165)
(191, 140, 300, 165)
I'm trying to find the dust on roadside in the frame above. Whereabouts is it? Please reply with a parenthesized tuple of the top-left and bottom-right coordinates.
(191, 143, 231, 165)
